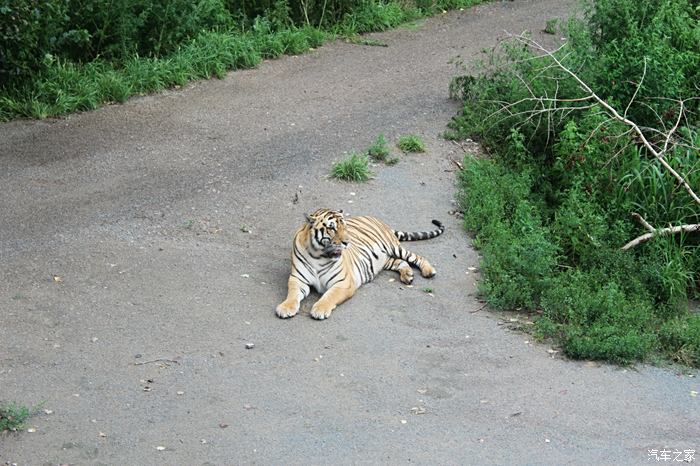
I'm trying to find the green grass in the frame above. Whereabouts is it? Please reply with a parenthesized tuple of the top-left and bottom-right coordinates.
(397, 134, 426, 152)
(543, 19, 558, 35)
(331, 152, 371, 182)
(0, 1, 488, 121)
(0, 402, 33, 432)
(367, 134, 390, 161)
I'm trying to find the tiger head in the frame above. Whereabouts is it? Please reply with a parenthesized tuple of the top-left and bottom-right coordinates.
(305, 209, 350, 258)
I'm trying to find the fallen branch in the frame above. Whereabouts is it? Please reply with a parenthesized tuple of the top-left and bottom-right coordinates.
(621, 223, 700, 250)
(631, 212, 656, 232)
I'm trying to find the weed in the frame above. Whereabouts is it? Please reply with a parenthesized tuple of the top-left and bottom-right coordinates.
(423, 287, 434, 293)
(397, 134, 426, 152)
(367, 134, 390, 162)
(0, 403, 33, 432)
(543, 19, 557, 34)
(330, 152, 371, 182)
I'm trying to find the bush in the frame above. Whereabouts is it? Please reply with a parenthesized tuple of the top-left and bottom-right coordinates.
(0, 1, 71, 85)
(451, 0, 700, 366)
(577, 0, 700, 127)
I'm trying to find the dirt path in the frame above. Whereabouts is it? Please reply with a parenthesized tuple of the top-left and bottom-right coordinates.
(1, 1, 698, 464)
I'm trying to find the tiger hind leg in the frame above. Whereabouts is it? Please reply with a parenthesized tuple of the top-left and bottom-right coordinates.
(384, 258, 414, 284)
(391, 246, 437, 278)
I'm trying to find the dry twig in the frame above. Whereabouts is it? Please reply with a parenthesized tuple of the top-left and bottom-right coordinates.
(134, 358, 180, 366)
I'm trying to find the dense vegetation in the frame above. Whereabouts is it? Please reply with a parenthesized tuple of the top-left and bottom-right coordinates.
(449, 0, 700, 366)
(0, 0, 483, 120)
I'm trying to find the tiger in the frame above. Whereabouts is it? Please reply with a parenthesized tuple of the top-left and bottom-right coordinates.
(276, 208, 444, 320)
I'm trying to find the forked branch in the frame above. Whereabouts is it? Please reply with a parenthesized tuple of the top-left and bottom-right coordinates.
(509, 34, 700, 207)
(493, 34, 700, 250)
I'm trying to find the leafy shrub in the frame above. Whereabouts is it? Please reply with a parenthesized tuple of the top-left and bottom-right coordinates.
(0, 1, 71, 85)
(577, 0, 700, 127)
(451, 0, 700, 366)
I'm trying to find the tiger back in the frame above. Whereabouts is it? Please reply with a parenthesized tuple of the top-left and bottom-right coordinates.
(276, 209, 444, 320)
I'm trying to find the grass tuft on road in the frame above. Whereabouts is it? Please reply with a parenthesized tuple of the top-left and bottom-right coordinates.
(397, 134, 426, 152)
(331, 152, 372, 182)
(0, 403, 33, 433)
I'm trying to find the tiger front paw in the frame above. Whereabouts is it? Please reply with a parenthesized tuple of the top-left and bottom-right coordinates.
(310, 302, 334, 320)
(420, 265, 437, 278)
(276, 301, 299, 319)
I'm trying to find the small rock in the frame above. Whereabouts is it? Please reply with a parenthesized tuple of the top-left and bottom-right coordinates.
(245, 343, 255, 350)
(410, 406, 426, 415)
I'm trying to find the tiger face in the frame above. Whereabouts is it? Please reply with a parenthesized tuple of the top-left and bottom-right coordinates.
(306, 209, 350, 258)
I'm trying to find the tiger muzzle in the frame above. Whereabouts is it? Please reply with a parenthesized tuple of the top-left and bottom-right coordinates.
(322, 244, 344, 258)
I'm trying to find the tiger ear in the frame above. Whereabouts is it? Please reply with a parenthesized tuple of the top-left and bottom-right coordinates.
(304, 213, 314, 224)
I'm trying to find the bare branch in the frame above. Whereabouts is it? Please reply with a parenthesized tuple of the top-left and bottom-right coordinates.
(624, 57, 647, 118)
(662, 100, 684, 154)
(508, 33, 700, 207)
(621, 224, 700, 250)
(631, 212, 655, 232)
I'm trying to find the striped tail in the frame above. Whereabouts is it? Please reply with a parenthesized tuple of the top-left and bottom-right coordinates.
(393, 220, 445, 241)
